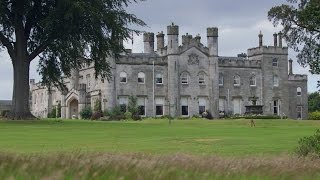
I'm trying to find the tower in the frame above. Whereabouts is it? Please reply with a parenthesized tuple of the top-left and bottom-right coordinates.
(167, 23, 179, 54)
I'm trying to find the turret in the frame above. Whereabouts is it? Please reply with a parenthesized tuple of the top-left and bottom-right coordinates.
(167, 23, 179, 54)
(143, 32, 154, 53)
(207, 27, 218, 56)
(156, 31, 164, 51)
(273, 33, 278, 47)
(258, 31, 263, 47)
(278, 32, 283, 48)
(289, 59, 293, 75)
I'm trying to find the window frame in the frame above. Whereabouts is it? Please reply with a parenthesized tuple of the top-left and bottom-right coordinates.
(138, 72, 145, 84)
(155, 73, 163, 84)
(272, 58, 278, 67)
(297, 87, 302, 96)
(120, 72, 127, 83)
(233, 75, 240, 86)
(219, 73, 224, 86)
(198, 72, 205, 85)
(249, 75, 256, 86)
(181, 72, 189, 85)
(273, 75, 279, 87)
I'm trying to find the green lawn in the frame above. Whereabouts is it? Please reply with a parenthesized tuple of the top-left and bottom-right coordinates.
(0, 118, 319, 156)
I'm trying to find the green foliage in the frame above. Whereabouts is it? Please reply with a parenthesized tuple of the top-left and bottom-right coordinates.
(94, 99, 102, 113)
(57, 103, 61, 118)
(124, 111, 132, 120)
(308, 111, 320, 120)
(309, 92, 320, 112)
(47, 108, 57, 118)
(268, 0, 320, 80)
(296, 129, 320, 157)
(127, 96, 139, 115)
(80, 106, 92, 119)
(103, 105, 125, 120)
(0, 110, 10, 117)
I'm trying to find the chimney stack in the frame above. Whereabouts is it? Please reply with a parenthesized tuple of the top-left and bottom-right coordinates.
(278, 32, 283, 48)
(289, 59, 293, 75)
(273, 33, 278, 47)
(258, 31, 263, 47)
(143, 32, 155, 53)
(207, 27, 218, 56)
(156, 31, 164, 51)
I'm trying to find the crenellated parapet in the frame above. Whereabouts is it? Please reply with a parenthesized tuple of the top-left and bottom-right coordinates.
(247, 46, 288, 57)
(288, 74, 308, 81)
(218, 57, 261, 68)
(116, 54, 168, 65)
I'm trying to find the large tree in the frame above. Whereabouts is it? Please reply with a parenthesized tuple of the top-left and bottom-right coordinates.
(0, 0, 145, 119)
(268, 0, 320, 77)
(308, 92, 320, 112)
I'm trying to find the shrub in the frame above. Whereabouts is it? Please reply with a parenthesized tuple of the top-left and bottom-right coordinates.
(91, 111, 102, 120)
(0, 110, 10, 117)
(309, 111, 320, 120)
(94, 99, 102, 113)
(124, 111, 132, 120)
(103, 105, 125, 120)
(128, 96, 139, 116)
(296, 129, 320, 157)
(47, 107, 57, 118)
(80, 106, 92, 119)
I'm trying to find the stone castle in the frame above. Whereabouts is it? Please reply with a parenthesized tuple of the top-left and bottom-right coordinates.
(30, 23, 308, 119)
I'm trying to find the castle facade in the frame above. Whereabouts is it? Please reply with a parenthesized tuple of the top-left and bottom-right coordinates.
(30, 24, 308, 119)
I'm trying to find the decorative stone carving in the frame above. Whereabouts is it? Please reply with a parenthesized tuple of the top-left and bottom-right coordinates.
(188, 53, 199, 65)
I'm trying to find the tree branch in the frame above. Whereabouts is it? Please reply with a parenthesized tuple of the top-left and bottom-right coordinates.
(0, 31, 15, 59)
(28, 40, 51, 62)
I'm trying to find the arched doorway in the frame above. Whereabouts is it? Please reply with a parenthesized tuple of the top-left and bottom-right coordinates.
(69, 99, 79, 119)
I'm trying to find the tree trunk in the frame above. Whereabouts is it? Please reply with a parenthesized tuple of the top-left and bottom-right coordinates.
(9, 55, 35, 120)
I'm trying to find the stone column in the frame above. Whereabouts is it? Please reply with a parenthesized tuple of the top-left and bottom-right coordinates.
(60, 91, 67, 119)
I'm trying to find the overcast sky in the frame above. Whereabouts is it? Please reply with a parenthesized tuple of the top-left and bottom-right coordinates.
(0, 0, 319, 100)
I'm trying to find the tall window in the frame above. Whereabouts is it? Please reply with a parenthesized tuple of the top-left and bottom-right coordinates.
(181, 72, 189, 84)
(156, 73, 163, 84)
(273, 75, 279, 87)
(234, 75, 240, 86)
(272, 58, 278, 67)
(198, 72, 205, 85)
(249, 75, 256, 86)
(155, 97, 164, 116)
(34, 94, 37, 104)
(219, 73, 223, 86)
(198, 97, 206, 115)
(273, 100, 279, 115)
(119, 96, 128, 113)
(86, 74, 91, 90)
(297, 87, 302, 96)
(137, 97, 145, 116)
(120, 72, 127, 83)
(181, 97, 189, 116)
(138, 72, 145, 84)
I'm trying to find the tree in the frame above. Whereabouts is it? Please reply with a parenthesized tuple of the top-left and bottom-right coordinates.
(308, 92, 320, 112)
(268, 0, 320, 80)
(0, 0, 146, 119)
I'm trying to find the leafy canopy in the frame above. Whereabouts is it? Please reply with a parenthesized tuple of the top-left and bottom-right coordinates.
(268, 0, 320, 76)
(0, 0, 146, 89)
(308, 92, 320, 112)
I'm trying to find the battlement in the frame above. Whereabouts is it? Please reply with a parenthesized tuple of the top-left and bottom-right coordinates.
(247, 46, 288, 57)
(218, 57, 261, 68)
(207, 27, 218, 37)
(167, 23, 179, 35)
(116, 54, 168, 65)
(143, 32, 154, 42)
(288, 74, 308, 81)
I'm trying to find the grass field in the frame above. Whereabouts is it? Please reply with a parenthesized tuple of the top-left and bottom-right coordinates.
(1, 118, 320, 179)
